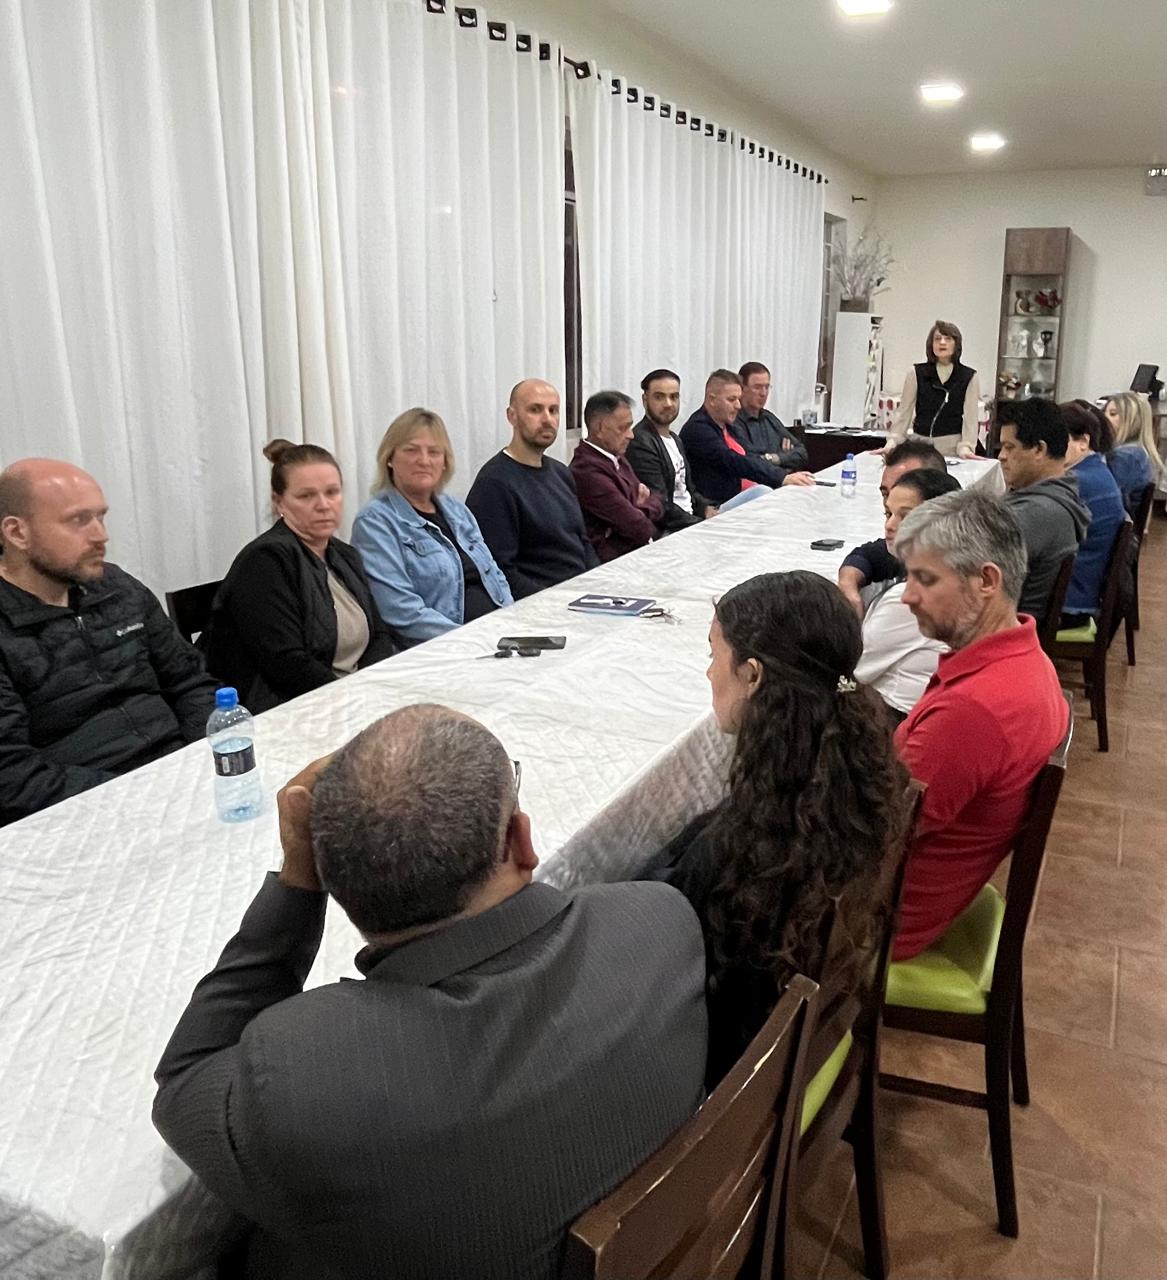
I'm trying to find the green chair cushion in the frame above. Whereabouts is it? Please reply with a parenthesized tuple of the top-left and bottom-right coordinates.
(800, 1029, 853, 1136)
(885, 884, 1006, 1015)
(1055, 617, 1097, 644)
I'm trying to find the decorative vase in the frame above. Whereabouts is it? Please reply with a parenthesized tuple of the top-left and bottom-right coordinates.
(840, 297, 870, 313)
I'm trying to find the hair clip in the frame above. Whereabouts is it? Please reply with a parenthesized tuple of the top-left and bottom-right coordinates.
(837, 675, 858, 694)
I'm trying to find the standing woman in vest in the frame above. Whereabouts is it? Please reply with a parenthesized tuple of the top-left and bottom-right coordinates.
(889, 320, 980, 459)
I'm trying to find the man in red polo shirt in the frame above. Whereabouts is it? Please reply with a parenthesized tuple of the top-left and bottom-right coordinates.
(891, 486, 1068, 959)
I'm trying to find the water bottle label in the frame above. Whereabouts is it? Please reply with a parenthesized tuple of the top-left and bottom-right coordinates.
(214, 744, 256, 777)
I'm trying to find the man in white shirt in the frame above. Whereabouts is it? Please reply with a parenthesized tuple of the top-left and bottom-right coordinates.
(854, 467, 962, 719)
(627, 368, 717, 532)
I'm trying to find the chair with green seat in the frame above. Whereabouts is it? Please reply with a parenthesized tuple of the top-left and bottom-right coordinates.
(880, 698, 1073, 1240)
(1035, 552, 1076, 657)
(773, 781, 926, 1280)
(1050, 519, 1132, 751)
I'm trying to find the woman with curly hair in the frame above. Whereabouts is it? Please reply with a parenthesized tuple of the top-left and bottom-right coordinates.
(656, 570, 909, 1084)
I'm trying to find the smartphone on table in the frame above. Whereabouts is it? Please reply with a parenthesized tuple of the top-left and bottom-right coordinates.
(496, 636, 567, 651)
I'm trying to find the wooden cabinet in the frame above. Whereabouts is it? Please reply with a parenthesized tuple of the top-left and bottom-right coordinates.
(992, 227, 1071, 440)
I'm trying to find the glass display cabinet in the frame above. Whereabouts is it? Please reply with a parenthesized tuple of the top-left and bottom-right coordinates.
(992, 227, 1071, 446)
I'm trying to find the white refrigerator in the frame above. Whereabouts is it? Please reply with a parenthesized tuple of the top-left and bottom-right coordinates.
(830, 311, 883, 427)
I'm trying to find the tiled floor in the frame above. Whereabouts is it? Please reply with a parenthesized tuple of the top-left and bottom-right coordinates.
(791, 515, 1167, 1279)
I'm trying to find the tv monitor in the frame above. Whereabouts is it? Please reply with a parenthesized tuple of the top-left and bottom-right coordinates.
(1131, 363, 1162, 397)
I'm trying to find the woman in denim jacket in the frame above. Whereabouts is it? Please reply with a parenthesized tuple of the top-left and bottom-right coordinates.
(353, 409, 513, 645)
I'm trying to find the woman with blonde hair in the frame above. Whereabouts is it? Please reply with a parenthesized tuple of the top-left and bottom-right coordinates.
(353, 408, 512, 645)
(1105, 391, 1163, 508)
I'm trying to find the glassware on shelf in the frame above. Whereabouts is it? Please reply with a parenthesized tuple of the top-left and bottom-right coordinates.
(1034, 288, 1061, 314)
(997, 370, 1023, 398)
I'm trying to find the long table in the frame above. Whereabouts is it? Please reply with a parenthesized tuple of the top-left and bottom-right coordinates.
(0, 453, 998, 1279)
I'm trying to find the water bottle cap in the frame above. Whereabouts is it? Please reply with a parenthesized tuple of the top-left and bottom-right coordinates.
(215, 687, 239, 709)
(845, 452, 855, 460)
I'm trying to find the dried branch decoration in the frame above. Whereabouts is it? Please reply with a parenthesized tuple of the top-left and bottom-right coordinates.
(830, 227, 895, 302)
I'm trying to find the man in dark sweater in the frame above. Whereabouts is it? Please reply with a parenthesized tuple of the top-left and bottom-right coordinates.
(0, 459, 217, 825)
(837, 439, 948, 614)
(736, 361, 812, 480)
(466, 380, 599, 599)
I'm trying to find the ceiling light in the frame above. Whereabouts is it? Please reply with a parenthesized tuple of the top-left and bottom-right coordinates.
(920, 82, 964, 105)
(836, 0, 893, 16)
(969, 131, 1006, 153)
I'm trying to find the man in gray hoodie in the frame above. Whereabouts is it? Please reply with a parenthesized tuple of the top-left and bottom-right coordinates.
(997, 398, 1090, 625)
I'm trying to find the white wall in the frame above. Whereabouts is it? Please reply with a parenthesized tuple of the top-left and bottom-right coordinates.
(874, 167, 1167, 402)
(485, 0, 876, 217)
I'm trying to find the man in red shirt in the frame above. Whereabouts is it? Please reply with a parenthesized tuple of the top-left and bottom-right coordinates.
(891, 486, 1068, 959)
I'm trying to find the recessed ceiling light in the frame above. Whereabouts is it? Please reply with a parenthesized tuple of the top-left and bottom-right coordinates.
(837, 0, 893, 16)
(920, 82, 964, 105)
(969, 131, 1006, 153)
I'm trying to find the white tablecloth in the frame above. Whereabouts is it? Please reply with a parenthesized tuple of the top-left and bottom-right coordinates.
(0, 453, 998, 1279)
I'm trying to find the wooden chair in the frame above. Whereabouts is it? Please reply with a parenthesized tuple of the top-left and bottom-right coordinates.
(1036, 552, 1076, 657)
(1119, 483, 1155, 665)
(1050, 519, 1133, 751)
(562, 975, 819, 1280)
(773, 781, 925, 1280)
(165, 580, 222, 644)
(880, 697, 1073, 1239)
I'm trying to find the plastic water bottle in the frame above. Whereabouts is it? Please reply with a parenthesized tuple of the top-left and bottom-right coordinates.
(840, 452, 858, 499)
(207, 688, 262, 822)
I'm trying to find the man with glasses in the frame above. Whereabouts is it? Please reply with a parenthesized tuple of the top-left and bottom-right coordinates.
(735, 361, 813, 483)
(155, 703, 708, 1280)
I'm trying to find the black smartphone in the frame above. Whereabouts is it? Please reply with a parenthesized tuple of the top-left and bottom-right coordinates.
(810, 539, 845, 551)
(497, 636, 567, 651)
(814, 480, 837, 487)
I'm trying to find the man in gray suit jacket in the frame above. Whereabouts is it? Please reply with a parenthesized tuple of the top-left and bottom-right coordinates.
(153, 703, 708, 1280)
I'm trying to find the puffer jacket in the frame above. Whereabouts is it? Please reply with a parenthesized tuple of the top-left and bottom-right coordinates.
(0, 564, 217, 826)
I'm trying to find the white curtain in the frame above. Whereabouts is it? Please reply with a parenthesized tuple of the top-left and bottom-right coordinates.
(0, 0, 563, 597)
(0, 1, 268, 597)
(323, 1, 565, 497)
(568, 69, 824, 424)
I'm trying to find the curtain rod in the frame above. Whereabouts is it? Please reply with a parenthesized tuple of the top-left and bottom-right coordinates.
(423, 0, 826, 184)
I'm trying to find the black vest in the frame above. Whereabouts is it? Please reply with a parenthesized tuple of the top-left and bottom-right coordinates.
(913, 361, 975, 438)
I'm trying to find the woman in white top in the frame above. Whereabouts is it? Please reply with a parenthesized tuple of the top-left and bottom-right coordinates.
(889, 320, 980, 459)
(854, 467, 963, 720)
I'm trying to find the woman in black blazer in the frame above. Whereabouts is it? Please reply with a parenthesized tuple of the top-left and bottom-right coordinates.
(204, 440, 396, 712)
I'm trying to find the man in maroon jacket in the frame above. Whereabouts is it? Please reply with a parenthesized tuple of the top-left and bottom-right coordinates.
(570, 390, 665, 562)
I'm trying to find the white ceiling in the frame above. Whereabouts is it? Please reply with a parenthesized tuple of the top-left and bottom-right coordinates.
(588, 0, 1167, 177)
